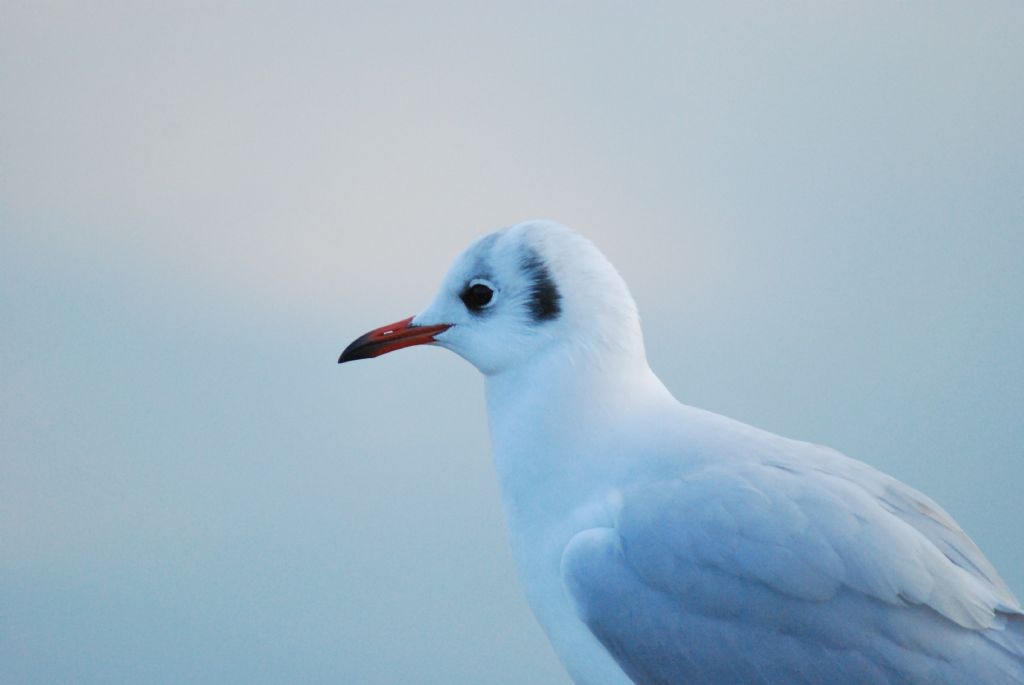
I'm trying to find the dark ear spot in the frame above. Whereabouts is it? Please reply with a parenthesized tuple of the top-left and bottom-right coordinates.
(522, 249, 561, 322)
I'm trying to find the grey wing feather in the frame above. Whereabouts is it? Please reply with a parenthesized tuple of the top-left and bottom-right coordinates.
(561, 459, 1024, 685)
(843, 455, 1019, 610)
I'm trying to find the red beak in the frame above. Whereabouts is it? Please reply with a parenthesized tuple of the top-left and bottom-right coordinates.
(338, 316, 452, 363)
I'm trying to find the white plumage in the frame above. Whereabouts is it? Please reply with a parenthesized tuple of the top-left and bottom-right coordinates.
(340, 220, 1023, 684)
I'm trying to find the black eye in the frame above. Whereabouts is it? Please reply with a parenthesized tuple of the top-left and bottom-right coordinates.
(460, 282, 494, 311)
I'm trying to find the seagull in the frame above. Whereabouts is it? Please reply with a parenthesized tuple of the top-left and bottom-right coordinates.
(338, 220, 1023, 684)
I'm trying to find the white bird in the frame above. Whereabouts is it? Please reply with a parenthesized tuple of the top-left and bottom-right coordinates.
(339, 220, 1024, 684)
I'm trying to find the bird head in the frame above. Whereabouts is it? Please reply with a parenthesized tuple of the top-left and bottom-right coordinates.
(339, 220, 645, 376)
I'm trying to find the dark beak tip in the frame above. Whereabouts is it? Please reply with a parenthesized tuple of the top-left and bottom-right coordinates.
(338, 343, 373, 364)
(337, 328, 380, 364)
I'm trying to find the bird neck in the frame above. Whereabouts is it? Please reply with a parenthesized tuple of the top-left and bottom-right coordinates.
(483, 342, 673, 524)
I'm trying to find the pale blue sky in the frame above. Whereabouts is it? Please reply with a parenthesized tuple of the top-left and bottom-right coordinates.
(2, 3, 1022, 683)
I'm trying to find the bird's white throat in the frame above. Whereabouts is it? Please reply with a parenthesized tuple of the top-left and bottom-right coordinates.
(484, 341, 671, 529)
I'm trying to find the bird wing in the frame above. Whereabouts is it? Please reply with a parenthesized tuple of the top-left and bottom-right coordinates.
(813, 449, 1019, 611)
(561, 456, 1024, 685)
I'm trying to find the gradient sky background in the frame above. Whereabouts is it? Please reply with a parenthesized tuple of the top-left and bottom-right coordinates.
(2, 3, 1022, 683)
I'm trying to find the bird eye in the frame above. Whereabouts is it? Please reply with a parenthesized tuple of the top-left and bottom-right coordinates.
(460, 281, 494, 312)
